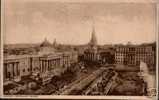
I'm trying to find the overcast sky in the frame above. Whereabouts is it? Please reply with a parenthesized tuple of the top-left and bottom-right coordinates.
(3, 0, 156, 45)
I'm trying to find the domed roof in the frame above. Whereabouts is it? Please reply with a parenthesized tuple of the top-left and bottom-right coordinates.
(40, 38, 52, 47)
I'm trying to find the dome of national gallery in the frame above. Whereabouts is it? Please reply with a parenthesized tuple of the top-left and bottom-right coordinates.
(39, 38, 56, 55)
(40, 38, 52, 47)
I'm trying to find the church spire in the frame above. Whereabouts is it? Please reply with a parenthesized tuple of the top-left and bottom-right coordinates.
(90, 22, 97, 46)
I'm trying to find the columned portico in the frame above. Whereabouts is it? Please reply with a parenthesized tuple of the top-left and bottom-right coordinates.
(4, 61, 20, 81)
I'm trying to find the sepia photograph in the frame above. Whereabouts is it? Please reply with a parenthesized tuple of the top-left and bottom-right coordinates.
(1, 0, 158, 99)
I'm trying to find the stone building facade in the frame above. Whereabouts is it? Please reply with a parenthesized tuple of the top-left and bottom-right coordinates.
(99, 48, 115, 64)
(115, 43, 155, 67)
(3, 38, 78, 83)
(4, 55, 31, 82)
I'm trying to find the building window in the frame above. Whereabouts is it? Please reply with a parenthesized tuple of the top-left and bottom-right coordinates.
(23, 69, 25, 72)
(28, 68, 30, 72)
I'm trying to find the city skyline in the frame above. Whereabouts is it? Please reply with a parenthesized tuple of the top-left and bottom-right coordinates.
(2, 0, 157, 97)
(3, 0, 156, 45)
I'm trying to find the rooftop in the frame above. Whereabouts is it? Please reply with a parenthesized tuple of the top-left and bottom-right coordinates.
(40, 38, 52, 47)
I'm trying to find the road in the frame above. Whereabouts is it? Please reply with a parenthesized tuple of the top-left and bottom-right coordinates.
(60, 67, 107, 95)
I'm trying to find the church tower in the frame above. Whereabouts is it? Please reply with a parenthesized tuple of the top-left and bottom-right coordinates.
(84, 24, 99, 63)
(89, 24, 97, 48)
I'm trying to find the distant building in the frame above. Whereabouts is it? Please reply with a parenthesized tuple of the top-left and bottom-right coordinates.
(3, 38, 78, 84)
(53, 38, 58, 47)
(84, 26, 100, 63)
(39, 38, 55, 55)
(99, 48, 115, 64)
(4, 55, 31, 82)
(83, 26, 116, 65)
(115, 43, 155, 68)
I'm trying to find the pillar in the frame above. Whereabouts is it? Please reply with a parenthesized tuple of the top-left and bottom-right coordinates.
(55, 59, 56, 67)
(50, 60, 52, 69)
(16, 62, 20, 76)
(57, 59, 59, 66)
(48, 60, 50, 70)
(10, 63, 13, 78)
(53, 59, 55, 67)
(42, 60, 44, 72)
(12, 63, 15, 77)
(40, 60, 42, 72)
(44, 60, 46, 72)
(47, 60, 49, 71)
(52, 59, 54, 67)
(45, 60, 47, 72)
(4, 63, 7, 79)
(9, 63, 13, 78)
(14, 62, 17, 77)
